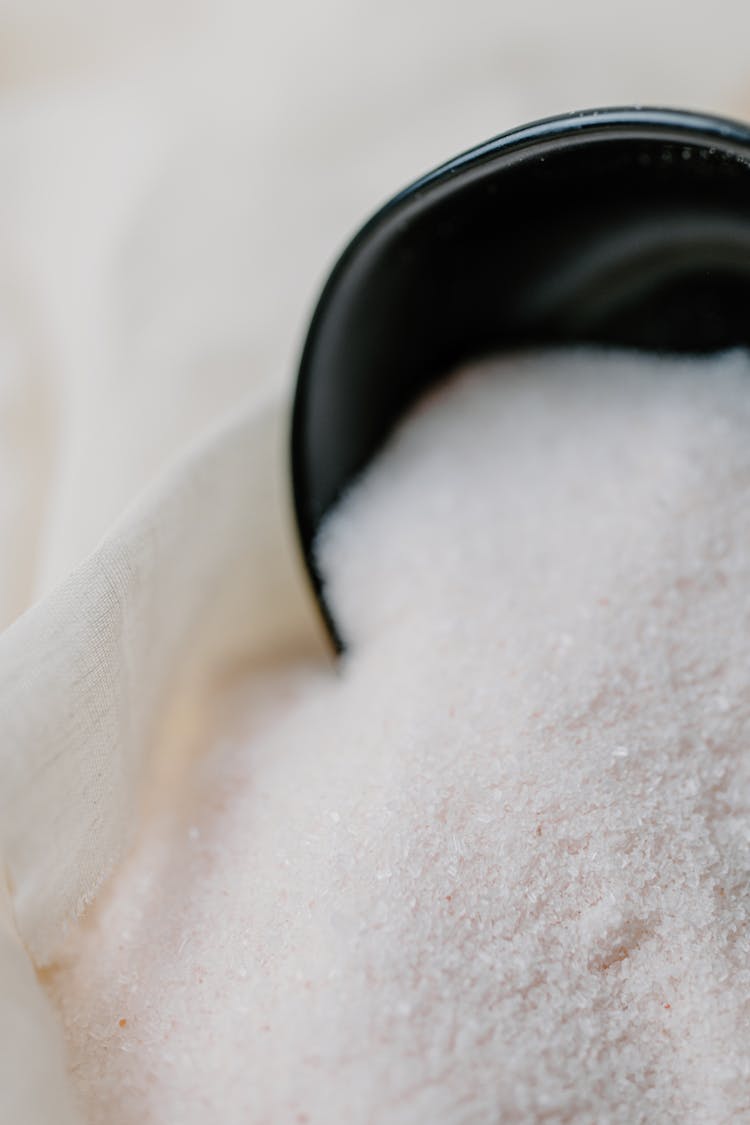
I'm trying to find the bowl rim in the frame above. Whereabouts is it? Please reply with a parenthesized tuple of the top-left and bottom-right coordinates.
(291, 105, 750, 651)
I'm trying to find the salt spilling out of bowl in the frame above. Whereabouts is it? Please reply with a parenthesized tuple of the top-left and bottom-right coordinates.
(45, 348, 750, 1124)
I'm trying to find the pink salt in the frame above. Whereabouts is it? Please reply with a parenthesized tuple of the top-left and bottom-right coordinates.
(46, 348, 750, 1123)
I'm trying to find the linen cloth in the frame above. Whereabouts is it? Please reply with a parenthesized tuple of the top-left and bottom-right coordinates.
(1, 2, 749, 1120)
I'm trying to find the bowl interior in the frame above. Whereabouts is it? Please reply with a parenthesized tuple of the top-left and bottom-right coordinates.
(292, 108, 750, 647)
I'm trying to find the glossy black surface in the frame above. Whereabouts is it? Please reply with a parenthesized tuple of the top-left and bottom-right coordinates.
(291, 107, 750, 650)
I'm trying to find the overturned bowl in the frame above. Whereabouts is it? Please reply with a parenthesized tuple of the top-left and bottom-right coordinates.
(291, 106, 750, 650)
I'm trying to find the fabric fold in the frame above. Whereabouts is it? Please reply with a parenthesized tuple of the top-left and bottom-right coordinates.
(1, 391, 325, 967)
(0, 391, 326, 1122)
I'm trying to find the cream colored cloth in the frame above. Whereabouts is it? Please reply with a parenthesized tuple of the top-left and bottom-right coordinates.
(1, 2, 749, 1121)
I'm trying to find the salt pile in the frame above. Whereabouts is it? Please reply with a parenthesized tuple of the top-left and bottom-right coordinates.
(47, 348, 750, 1123)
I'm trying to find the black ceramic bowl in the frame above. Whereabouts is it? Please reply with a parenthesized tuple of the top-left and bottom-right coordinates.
(291, 106, 750, 650)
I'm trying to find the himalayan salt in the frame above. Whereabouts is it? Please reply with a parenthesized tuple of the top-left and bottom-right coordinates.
(46, 348, 750, 1123)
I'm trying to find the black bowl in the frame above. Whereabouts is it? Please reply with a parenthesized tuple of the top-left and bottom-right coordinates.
(291, 106, 750, 650)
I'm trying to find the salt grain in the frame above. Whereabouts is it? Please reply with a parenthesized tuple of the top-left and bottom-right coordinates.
(46, 348, 750, 1124)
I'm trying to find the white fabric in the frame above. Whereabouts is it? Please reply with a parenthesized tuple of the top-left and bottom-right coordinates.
(0, 1, 749, 1120)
